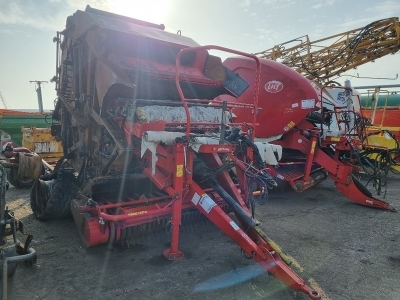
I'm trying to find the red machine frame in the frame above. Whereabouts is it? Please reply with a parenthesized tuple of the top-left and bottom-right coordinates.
(268, 84, 395, 211)
(70, 45, 321, 299)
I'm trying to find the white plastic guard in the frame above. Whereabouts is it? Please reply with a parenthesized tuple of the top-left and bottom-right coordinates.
(141, 131, 185, 174)
(254, 142, 282, 166)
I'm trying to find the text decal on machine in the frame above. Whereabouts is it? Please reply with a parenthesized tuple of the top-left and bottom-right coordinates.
(199, 195, 216, 213)
(264, 80, 283, 93)
(191, 193, 201, 205)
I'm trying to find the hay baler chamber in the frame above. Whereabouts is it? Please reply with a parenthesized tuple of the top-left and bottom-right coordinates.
(27, 5, 325, 299)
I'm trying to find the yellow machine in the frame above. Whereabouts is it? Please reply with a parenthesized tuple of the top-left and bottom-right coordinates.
(21, 127, 63, 164)
(362, 130, 400, 172)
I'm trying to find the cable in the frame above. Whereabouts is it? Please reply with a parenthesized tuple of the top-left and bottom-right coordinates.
(343, 129, 400, 196)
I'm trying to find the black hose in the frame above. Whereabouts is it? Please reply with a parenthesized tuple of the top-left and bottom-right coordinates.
(207, 179, 257, 228)
(6, 248, 36, 264)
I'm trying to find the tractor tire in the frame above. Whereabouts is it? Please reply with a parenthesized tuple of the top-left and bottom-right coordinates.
(30, 169, 78, 221)
(6, 168, 33, 189)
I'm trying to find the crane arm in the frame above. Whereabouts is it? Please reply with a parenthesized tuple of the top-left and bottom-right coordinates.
(255, 17, 400, 82)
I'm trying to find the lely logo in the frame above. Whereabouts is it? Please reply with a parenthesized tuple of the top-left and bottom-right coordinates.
(265, 80, 283, 93)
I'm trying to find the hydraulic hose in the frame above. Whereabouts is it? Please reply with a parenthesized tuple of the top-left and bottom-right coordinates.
(207, 179, 257, 228)
(207, 178, 293, 265)
(5, 247, 36, 264)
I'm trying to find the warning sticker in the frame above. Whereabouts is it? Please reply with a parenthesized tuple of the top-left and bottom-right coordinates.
(176, 165, 183, 177)
(229, 220, 239, 231)
(191, 193, 201, 205)
(199, 195, 216, 213)
(301, 99, 315, 109)
(310, 140, 317, 154)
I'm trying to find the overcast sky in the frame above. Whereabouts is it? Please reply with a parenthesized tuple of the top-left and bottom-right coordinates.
(0, 0, 399, 110)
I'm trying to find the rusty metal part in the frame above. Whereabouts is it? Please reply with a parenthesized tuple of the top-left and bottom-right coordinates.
(0, 162, 18, 169)
(1, 148, 43, 181)
(16, 153, 42, 181)
(2, 147, 31, 159)
(84, 5, 165, 30)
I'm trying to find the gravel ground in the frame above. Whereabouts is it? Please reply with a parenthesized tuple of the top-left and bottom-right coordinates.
(3, 174, 400, 300)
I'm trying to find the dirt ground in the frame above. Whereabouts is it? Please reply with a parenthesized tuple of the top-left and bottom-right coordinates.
(4, 174, 400, 300)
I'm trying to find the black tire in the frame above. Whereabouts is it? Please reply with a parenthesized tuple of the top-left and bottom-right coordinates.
(30, 169, 78, 221)
(6, 168, 33, 189)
